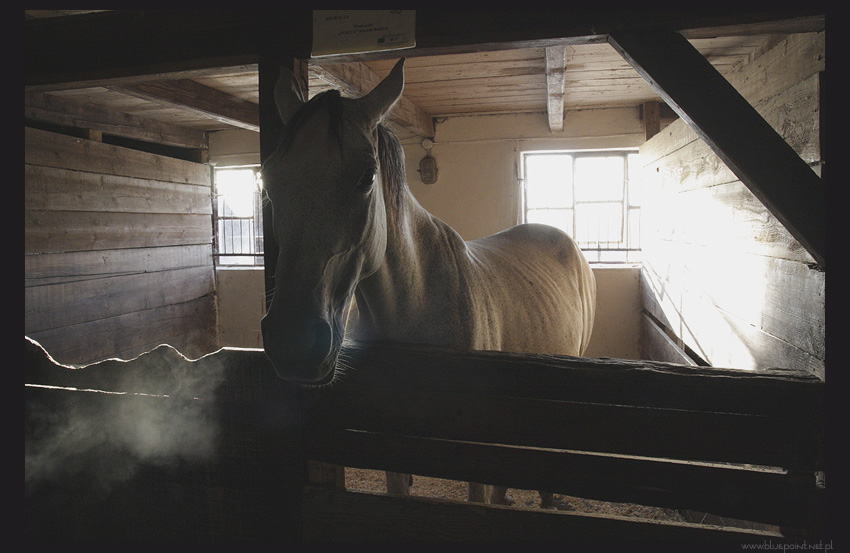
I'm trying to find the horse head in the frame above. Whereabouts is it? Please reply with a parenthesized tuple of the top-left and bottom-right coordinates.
(260, 59, 405, 383)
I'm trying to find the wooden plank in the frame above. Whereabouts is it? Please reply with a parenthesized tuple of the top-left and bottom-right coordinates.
(727, 32, 825, 111)
(25, 165, 211, 215)
(300, 343, 823, 469)
(110, 79, 260, 132)
(25, 126, 210, 186)
(642, 175, 812, 262)
(26, 340, 824, 537)
(24, 10, 310, 90)
(25, 91, 209, 150)
(608, 31, 825, 267)
(307, 383, 820, 470)
(27, 296, 218, 365)
(640, 244, 824, 376)
(323, 342, 822, 415)
(640, 70, 822, 184)
(25, 265, 214, 334)
(25, 244, 212, 285)
(303, 485, 779, 543)
(25, 210, 212, 254)
(25, 11, 822, 90)
(639, 312, 695, 365)
(307, 429, 822, 529)
(25, 344, 305, 542)
(309, 61, 434, 138)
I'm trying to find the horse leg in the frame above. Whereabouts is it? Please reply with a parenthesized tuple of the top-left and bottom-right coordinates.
(386, 471, 412, 495)
(467, 482, 490, 503)
(490, 487, 564, 509)
(539, 491, 555, 509)
(488, 485, 515, 506)
(538, 490, 572, 510)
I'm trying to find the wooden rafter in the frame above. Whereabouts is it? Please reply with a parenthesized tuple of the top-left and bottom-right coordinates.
(110, 79, 260, 132)
(544, 45, 568, 132)
(24, 91, 209, 150)
(309, 60, 435, 138)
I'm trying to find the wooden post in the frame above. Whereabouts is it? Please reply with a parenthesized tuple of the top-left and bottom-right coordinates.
(259, 54, 285, 312)
(642, 101, 660, 141)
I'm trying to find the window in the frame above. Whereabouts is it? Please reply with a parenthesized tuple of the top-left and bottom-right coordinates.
(522, 150, 641, 264)
(213, 165, 264, 266)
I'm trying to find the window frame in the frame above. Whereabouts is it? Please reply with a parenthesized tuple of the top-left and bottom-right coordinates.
(521, 149, 641, 264)
(212, 164, 265, 267)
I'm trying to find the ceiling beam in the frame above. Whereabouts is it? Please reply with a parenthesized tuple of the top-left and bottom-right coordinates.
(609, 31, 825, 268)
(544, 45, 568, 132)
(309, 61, 435, 138)
(109, 80, 260, 132)
(24, 91, 209, 149)
(25, 10, 824, 90)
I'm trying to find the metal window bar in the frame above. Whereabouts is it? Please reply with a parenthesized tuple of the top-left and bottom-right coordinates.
(522, 151, 640, 264)
(213, 167, 264, 266)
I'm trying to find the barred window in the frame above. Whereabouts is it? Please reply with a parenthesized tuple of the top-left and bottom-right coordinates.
(213, 166, 264, 266)
(522, 150, 641, 264)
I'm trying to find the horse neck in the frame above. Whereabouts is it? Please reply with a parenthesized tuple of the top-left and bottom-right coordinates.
(354, 181, 469, 341)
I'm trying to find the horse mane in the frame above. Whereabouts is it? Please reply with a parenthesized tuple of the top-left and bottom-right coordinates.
(376, 123, 407, 223)
(276, 89, 407, 223)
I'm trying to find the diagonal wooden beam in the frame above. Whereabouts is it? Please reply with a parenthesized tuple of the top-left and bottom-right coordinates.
(609, 31, 825, 268)
(309, 60, 435, 138)
(545, 45, 568, 132)
(110, 79, 260, 132)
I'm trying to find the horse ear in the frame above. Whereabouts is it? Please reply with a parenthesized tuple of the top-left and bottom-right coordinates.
(358, 58, 405, 128)
(274, 65, 306, 126)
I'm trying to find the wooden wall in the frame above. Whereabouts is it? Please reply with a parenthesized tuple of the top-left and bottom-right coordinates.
(25, 126, 218, 365)
(639, 32, 825, 377)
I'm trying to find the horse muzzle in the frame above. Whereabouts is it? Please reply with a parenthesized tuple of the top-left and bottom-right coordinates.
(261, 316, 337, 384)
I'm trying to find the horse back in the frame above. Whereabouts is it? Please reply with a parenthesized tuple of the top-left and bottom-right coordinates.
(465, 223, 596, 356)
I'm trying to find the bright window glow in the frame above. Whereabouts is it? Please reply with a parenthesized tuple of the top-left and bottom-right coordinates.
(214, 166, 264, 266)
(523, 151, 641, 264)
(216, 169, 257, 218)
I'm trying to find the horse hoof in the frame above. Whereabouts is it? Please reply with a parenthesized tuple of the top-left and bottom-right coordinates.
(491, 494, 514, 506)
(542, 497, 574, 511)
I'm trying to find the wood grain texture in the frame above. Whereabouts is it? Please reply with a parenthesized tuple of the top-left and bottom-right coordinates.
(25, 127, 216, 364)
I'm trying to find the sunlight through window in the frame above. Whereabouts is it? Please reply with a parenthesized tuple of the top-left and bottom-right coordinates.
(523, 151, 641, 264)
(213, 166, 264, 266)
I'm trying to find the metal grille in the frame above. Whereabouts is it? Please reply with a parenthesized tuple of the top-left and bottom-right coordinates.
(522, 150, 641, 264)
(213, 166, 264, 266)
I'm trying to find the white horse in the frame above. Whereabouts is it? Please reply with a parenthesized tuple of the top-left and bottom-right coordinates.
(261, 59, 596, 507)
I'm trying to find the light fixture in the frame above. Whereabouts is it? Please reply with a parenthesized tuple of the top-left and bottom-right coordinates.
(418, 138, 438, 184)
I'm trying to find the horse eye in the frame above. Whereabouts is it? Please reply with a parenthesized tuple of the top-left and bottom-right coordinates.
(357, 168, 376, 191)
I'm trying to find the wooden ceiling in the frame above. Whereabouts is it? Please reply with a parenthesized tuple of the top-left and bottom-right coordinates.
(25, 11, 825, 143)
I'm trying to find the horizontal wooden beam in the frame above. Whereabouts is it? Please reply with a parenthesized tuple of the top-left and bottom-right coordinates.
(110, 79, 260, 132)
(609, 31, 825, 267)
(25, 91, 209, 149)
(307, 428, 822, 530)
(25, 10, 824, 90)
(303, 485, 780, 543)
(24, 10, 311, 90)
(26, 337, 825, 535)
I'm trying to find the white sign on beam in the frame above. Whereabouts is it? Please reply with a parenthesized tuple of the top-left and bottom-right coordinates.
(312, 10, 416, 57)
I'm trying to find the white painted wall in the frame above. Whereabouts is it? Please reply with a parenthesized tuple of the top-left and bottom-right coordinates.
(211, 105, 646, 359)
(215, 267, 266, 348)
